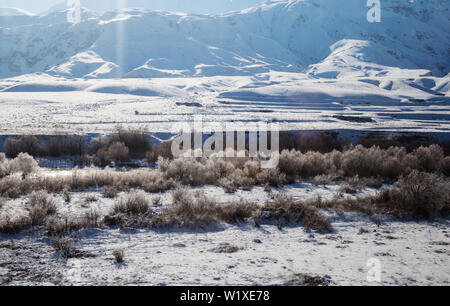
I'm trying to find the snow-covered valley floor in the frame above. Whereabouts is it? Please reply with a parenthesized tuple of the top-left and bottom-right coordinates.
(1, 183, 449, 286)
(0, 72, 449, 135)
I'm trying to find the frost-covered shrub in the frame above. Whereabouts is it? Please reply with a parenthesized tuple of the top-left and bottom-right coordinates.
(158, 157, 223, 186)
(278, 150, 304, 177)
(411, 145, 444, 172)
(112, 190, 150, 216)
(96, 141, 130, 165)
(11, 153, 39, 175)
(301, 152, 329, 177)
(111, 128, 151, 157)
(218, 177, 238, 193)
(379, 171, 450, 217)
(0, 215, 32, 234)
(152, 189, 256, 229)
(89, 128, 150, 159)
(45, 135, 86, 157)
(255, 193, 332, 233)
(146, 141, 173, 162)
(113, 248, 125, 263)
(28, 190, 58, 226)
(440, 156, 450, 176)
(4, 135, 42, 158)
(0, 153, 6, 163)
(0, 152, 39, 179)
(102, 186, 119, 198)
(51, 236, 81, 258)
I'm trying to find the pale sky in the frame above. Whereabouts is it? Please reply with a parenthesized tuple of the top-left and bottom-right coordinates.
(0, 0, 266, 15)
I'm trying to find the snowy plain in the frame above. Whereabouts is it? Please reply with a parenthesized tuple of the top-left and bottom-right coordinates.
(0, 178, 448, 286)
(0, 0, 449, 135)
(0, 0, 449, 286)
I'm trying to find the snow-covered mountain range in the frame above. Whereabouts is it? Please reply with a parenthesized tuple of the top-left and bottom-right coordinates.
(40, 0, 265, 16)
(0, 0, 448, 79)
(0, 7, 34, 16)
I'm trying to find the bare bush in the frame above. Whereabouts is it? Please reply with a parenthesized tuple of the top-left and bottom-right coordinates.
(441, 156, 450, 176)
(47, 209, 101, 236)
(410, 145, 444, 172)
(111, 128, 151, 157)
(44, 135, 86, 157)
(51, 236, 84, 258)
(84, 195, 98, 203)
(152, 189, 330, 232)
(4, 135, 42, 158)
(152, 190, 219, 229)
(217, 201, 258, 224)
(12, 153, 39, 176)
(0, 152, 39, 179)
(102, 186, 119, 198)
(96, 142, 130, 165)
(380, 171, 450, 217)
(146, 141, 173, 162)
(83, 209, 100, 228)
(46, 209, 101, 234)
(112, 248, 125, 263)
(278, 145, 446, 180)
(158, 157, 224, 186)
(151, 188, 255, 229)
(218, 178, 238, 193)
(27, 190, 58, 226)
(284, 273, 331, 286)
(320, 171, 450, 218)
(0, 215, 32, 234)
(112, 191, 150, 215)
(256, 194, 333, 233)
(89, 128, 151, 160)
(294, 132, 349, 153)
(0, 167, 173, 199)
(63, 189, 71, 203)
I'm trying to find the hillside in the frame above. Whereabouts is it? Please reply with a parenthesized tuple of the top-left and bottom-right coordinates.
(0, 7, 34, 16)
(0, 0, 448, 79)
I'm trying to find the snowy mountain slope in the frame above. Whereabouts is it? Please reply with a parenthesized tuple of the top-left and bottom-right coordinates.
(0, 0, 448, 79)
(0, 7, 34, 16)
(41, 0, 265, 15)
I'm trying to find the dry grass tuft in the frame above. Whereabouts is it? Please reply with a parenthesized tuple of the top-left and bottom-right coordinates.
(320, 171, 450, 218)
(284, 273, 331, 286)
(112, 191, 150, 216)
(0, 152, 39, 179)
(209, 243, 243, 253)
(152, 189, 331, 232)
(151, 189, 223, 229)
(95, 141, 130, 165)
(278, 144, 448, 180)
(379, 171, 450, 218)
(257, 194, 333, 233)
(112, 248, 125, 263)
(51, 236, 87, 258)
(146, 141, 173, 162)
(28, 190, 58, 226)
(0, 215, 32, 234)
(102, 186, 119, 198)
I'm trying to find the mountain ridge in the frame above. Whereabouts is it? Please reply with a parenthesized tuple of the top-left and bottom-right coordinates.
(0, 0, 448, 79)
